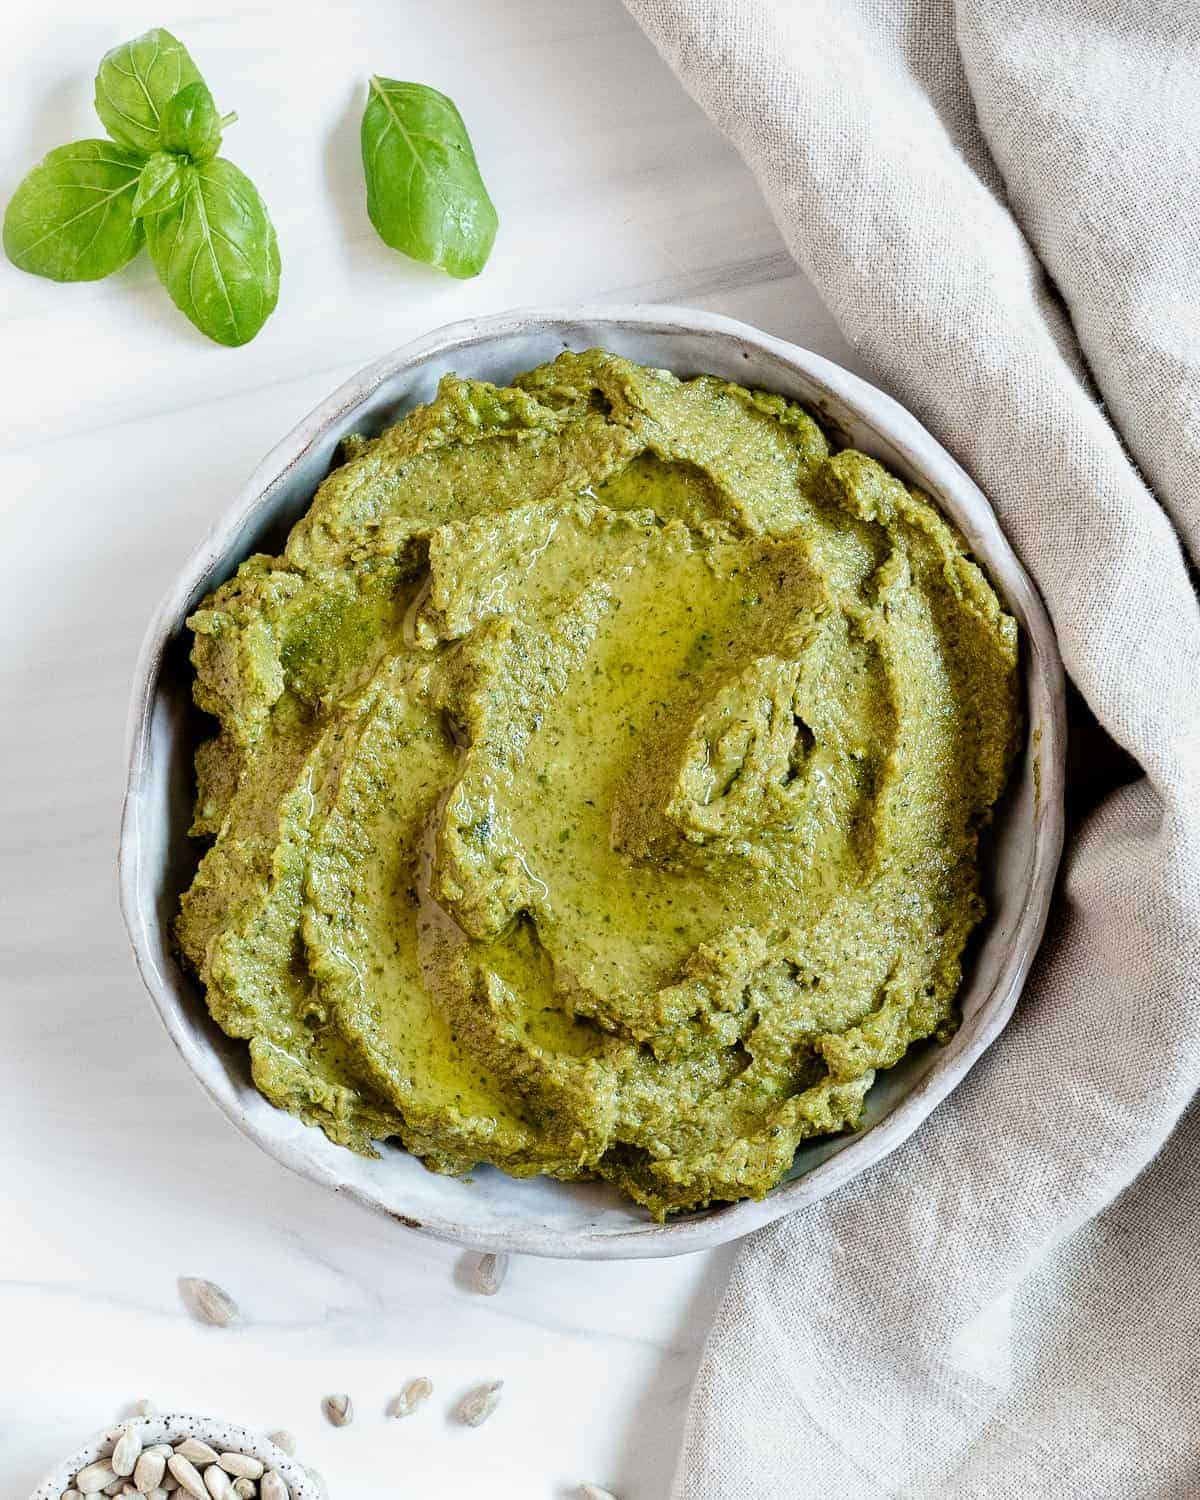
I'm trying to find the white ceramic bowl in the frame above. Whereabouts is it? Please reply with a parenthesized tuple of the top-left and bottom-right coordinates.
(30, 1412, 319, 1500)
(119, 305, 1066, 1259)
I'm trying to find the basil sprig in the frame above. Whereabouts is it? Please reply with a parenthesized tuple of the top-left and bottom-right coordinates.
(361, 77, 498, 278)
(5, 28, 279, 347)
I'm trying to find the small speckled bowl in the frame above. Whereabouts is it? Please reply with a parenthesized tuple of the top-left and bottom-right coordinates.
(119, 305, 1066, 1260)
(30, 1412, 320, 1500)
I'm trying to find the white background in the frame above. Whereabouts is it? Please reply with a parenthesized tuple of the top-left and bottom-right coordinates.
(1, 3, 868, 1495)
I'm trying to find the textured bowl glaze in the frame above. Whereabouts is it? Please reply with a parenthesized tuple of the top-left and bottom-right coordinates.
(119, 305, 1066, 1259)
(30, 1412, 319, 1500)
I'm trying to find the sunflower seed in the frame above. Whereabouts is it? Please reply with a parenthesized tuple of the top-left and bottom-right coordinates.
(161, 1475, 180, 1494)
(457, 1380, 504, 1427)
(265, 1432, 294, 1457)
(60, 1491, 82, 1500)
(178, 1277, 239, 1328)
(76, 1462, 119, 1494)
(133, 1449, 167, 1492)
(218, 1455, 263, 1480)
(173, 1439, 219, 1466)
(321, 1393, 352, 1427)
(103, 1483, 125, 1497)
(469, 1251, 509, 1295)
(260, 1473, 288, 1500)
(146, 1445, 174, 1459)
(166, 1456, 208, 1500)
(203, 1468, 232, 1500)
(112, 1427, 143, 1477)
(386, 1375, 433, 1418)
(579, 1487, 620, 1500)
(232, 1482, 256, 1499)
(148, 1492, 170, 1500)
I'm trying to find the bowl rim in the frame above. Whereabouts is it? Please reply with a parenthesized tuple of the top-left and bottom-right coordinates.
(118, 302, 1067, 1259)
(29, 1411, 317, 1499)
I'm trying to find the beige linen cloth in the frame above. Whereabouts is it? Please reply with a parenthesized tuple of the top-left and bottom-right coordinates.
(622, 2, 1200, 1496)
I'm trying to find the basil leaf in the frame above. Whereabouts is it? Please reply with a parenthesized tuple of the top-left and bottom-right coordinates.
(3, 139, 145, 282)
(360, 76, 498, 279)
(94, 28, 203, 155)
(132, 150, 188, 218)
(144, 156, 280, 346)
(161, 81, 224, 161)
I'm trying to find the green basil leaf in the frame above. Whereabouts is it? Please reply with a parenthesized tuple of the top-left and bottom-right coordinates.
(94, 28, 204, 154)
(161, 81, 224, 161)
(144, 156, 280, 346)
(3, 139, 145, 282)
(132, 150, 187, 218)
(360, 76, 498, 279)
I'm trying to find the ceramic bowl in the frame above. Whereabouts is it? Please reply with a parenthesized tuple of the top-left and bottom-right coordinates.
(30, 1412, 319, 1500)
(119, 305, 1066, 1259)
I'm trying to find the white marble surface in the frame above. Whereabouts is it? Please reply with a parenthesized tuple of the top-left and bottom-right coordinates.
(0, 3, 870, 1495)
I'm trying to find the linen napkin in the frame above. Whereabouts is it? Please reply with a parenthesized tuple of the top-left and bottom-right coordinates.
(622, 2, 1200, 1495)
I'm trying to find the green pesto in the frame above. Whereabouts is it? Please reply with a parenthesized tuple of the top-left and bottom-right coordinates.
(177, 351, 1020, 1218)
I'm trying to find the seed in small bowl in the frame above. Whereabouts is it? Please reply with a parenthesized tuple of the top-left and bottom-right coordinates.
(218, 1453, 263, 1481)
(133, 1449, 167, 1491)
(167, 1454, 208, 1499)
(50, 1419, 301, 1500)
(73, 1459, 118, 1494)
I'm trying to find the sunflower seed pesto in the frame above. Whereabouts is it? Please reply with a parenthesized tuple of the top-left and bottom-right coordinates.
(178, 350, 1021, 1219)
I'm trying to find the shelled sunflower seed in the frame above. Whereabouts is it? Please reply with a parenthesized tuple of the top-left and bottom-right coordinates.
(456, 1380, 504, 1428)
(178, 1277, 240, 1328)
(320, 1393, 353, 1428)
(385, 1376, 433, 1418)
(58, 1424, 295, 1500)
(468, 1251, 509, 1295)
